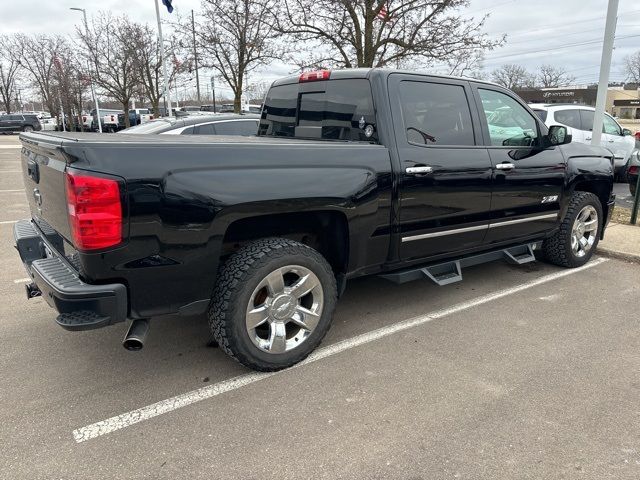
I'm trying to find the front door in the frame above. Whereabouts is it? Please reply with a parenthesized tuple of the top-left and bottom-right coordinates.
(473, 86, 565, 246)
(602, 113, 634, 164)
(389, 75, 493, 262)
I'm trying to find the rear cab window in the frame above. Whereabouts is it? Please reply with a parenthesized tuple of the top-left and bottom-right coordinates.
(258, 77, 377, 142)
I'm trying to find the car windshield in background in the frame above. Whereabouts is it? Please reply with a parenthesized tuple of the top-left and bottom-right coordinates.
(258, 79, 377, 142)
(120, 119, 175, 134)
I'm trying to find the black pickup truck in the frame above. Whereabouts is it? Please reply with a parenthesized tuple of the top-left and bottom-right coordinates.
(14, 69, 615, 371)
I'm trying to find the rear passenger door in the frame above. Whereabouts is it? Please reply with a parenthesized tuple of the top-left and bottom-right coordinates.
(389, 74, 493, 262)
(473, 86, 565, 246)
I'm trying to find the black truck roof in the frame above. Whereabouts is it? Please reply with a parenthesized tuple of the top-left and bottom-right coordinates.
(271, 68, 501, 88)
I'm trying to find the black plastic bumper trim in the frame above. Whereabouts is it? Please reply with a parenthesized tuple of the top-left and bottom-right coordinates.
(14, 219, 127, 330)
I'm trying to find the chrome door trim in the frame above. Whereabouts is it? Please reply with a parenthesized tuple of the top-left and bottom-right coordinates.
(401, 224, 488, 242)
(401, 212, 559, 242)
(488, 212, 558, 228)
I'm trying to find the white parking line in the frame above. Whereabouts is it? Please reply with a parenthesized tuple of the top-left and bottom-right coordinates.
(72, 256, 608, 443)
(0, 220, 18, 225)
(0, 189, 24, 193)
(0, 145, 21, 149)
(0, 171, 22, 174)
(13, 278, 30, 284)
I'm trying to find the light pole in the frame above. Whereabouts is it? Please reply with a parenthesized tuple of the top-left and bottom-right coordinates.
(154, 0, 172, 117)
(70, 7, 102, 133)
(210, 75, 216, 113)
(591, 0, 619, 146)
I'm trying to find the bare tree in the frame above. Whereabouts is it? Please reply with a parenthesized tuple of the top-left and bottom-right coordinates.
(491, 64, 535, 90)
(446, 50, 486, 78)
(0, 36, 22, 114)
(10, 34, 68, 118)
(125, 22, 187, 116)
(244, 80, 270, 103)
(52, 47, 90, 131)
(537, 64, 575, 88)
(191, 0, 282, 113)
(275, 0, 502, 69)
(624, 51, 640, 85)
(77, 13, 139, 127)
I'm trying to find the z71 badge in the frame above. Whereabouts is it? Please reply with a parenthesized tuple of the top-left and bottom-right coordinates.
(541, 195, 559, 204)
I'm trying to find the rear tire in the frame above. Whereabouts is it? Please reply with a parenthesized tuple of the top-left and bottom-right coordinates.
(23, 126, 33, 132)
(208, 238, 337, 371)
(543, 191, 602, 268)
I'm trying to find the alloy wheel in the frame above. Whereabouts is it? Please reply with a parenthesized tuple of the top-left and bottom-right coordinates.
(245, 265, 324, 354)
(571, 205, 598, 258)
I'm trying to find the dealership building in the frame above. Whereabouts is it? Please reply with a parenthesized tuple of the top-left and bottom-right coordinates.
(515, 85, 640, 119)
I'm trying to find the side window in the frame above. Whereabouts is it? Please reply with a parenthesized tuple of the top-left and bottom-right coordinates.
(478, 89, 538, 147)
(399, 81, 475, 146)
(179, 127, 194, 135)
(532, 109, 547, 122)
(214, 120, 258, 136)
(603, 115, 622, 135)
(194, 124, 216, 135)
(553, 109, 581, 129)
(579, 110, 594, 132)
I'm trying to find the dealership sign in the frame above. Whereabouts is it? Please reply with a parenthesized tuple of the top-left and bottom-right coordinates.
(542, 91, 576, 98)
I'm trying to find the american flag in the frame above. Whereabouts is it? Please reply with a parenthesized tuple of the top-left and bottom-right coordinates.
(376, 4, 389, 20)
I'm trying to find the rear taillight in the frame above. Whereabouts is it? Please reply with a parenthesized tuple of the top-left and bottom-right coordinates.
(629, 165, 639, 175)
(65, 171, 122, 251)
(299, 70, 331, 82)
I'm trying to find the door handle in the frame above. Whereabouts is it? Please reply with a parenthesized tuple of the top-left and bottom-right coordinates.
(406, 166, 433, 174)
(608, 140, 615, 143)
(495, 163, 515, 170)
(585, 137, 591, 141)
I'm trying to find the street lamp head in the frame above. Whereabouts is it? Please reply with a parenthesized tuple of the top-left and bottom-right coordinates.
(69, 7, 85, 12)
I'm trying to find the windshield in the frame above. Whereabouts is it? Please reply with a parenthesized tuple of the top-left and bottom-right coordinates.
(258, 78, 377, 142)
(120, 119, 175, 134)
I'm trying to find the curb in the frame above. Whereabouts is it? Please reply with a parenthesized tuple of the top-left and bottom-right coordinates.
(596, 247, 640, 264)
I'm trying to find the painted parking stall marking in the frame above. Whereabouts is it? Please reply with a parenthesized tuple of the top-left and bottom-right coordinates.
(72, 257, 608, 443)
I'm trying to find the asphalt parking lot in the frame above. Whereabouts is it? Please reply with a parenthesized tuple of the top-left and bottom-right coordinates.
(1, 133, 640, 479)
(614, 182, 636, 209)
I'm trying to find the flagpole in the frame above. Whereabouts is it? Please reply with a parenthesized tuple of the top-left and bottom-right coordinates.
(154, 0, 172, 116)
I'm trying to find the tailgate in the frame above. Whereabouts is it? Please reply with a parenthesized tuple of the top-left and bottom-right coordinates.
(20, 133, 72, 245)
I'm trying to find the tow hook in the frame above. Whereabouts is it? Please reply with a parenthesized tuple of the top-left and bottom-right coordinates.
(25, 282, 42, 299)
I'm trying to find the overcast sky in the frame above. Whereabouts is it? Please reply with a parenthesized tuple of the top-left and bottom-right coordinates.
(2, 0, 639, 97)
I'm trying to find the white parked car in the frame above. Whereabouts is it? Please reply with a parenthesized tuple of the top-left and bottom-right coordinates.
(40, 117, 58, 131)
(530, 104, 635, 179)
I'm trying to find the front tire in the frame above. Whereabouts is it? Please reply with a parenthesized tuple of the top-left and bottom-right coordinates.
(23, 126, 33, 132)
(209, 238, 337, 371)
(543, 191, 602, 268)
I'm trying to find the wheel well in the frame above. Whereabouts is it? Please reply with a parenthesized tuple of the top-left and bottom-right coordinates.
(222, 211, 349, 274)
(573, 180, 610, 212)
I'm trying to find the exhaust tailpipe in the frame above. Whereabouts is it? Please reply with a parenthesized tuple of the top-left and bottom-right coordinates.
(123, 319, 149, 351)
